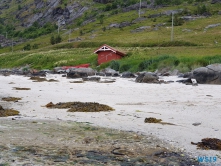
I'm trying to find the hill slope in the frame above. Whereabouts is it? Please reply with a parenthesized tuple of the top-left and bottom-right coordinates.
(0, 0, 221, 72)
(0, 0, 221, 48)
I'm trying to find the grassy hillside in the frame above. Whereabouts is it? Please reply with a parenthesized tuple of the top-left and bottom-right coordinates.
(0, 0, 221, 73)
(1, 46, 221, 73)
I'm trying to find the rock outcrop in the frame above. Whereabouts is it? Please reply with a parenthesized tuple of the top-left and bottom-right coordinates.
(192, 64, 221, 84)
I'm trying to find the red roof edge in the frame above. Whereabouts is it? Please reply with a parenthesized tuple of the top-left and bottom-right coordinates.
(94, 44, 126, 57)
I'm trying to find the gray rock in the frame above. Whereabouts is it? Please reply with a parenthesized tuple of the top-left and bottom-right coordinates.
(121, 72, 136, 78)
(82, 77, 101, 82)
(211, 0, 221, 4)
(204, 23, 221, 31)
(101, 68, 119, 77)
(135, 72, 160, 83)
(119, 21, 131, 28)
(192, 64, 221, 84)
(192, 122, 201, 126)
(131, 26, 151, 33)
(67, 68, 95, 78)
(132, 17, 147, 23)
(183, 72, 193, 78)
(96, 72, 105, 76)
(162, 9, 183, 16)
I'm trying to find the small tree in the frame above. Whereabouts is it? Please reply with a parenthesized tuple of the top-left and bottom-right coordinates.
(55, 35, 62, 43)
(80, 30, 83, 36)
(32, 43, 39, 49)
(102, 26, 106, 32)
(18, 4, 22, 10)
(50, 35, 55, 45)
(23, 44, 31, 50)
(99, 15, 104, 24)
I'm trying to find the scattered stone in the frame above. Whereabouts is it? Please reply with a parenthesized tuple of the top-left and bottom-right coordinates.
(98, 80, 115, 83)
(136, 72, 164, 84)
(131, 26, 151, 33)
(206, 95, 213, 97)
(82, 77, 101, 82)
(101, 68, 119, 77)
(70, 80, 84, 83)
(67, 68, 95, 79)
(192, 123, 201, 126)
(121, 72, 136, 78)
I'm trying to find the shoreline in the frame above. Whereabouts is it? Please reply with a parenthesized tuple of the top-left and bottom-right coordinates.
(0, 74, 221, 165)
(0, 118, 199, 165)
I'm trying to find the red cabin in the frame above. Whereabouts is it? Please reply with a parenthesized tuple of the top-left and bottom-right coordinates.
(94, 44, 126, 65)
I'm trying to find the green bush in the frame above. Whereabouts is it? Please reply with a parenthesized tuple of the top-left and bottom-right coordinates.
(119, 64, 131, 72)
(32, 44, 39, 49)
(110, 60, 120, 71)
(50, 35, 62, 45)
(23, 44, 31, 51)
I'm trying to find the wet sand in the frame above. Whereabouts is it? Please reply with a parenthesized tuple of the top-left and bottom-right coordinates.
(0, 119, 198, 165)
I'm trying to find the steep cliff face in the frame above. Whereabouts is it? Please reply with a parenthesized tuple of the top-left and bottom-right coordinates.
(22, 0, 88, 27)
(1, 0, 91, 28)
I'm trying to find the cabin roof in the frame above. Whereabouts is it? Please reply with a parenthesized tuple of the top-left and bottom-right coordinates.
(94, 44, 126, 56)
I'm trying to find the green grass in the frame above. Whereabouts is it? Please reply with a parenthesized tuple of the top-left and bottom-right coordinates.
(1, 46, 221, 73)
(0, 48, 97, 69)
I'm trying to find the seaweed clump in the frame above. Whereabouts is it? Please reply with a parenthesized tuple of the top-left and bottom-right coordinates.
(2, 97, 22, 102)
(191, 138, 221, 150)
(144, 117, 175, 125)
(144, 117, 162, 123)
(29, 77, 47, 82)
(13, 87, 31, 90)
(0, 105, 20, 117)
(46, 102, 114, 112)
(29, 77, 58, 82)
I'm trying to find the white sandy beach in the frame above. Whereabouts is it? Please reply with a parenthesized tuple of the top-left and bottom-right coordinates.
(0, 74, 221, 164)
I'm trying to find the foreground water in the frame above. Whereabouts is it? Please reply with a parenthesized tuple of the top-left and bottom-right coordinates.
(0, 119, 200, 166)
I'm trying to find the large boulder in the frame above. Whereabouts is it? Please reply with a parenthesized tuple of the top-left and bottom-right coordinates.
(135, 72, 161, 83)
(192, 64, 221, 84)
(67, 68, 95, 79)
